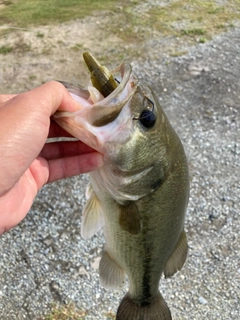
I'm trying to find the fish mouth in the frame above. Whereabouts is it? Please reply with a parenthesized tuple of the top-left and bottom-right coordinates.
(53, 61, 138, 153)
(85, 62, 136, 127)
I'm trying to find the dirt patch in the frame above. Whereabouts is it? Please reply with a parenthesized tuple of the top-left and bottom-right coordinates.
(1, 0, 239, 94)
(0, 11, 125, 93)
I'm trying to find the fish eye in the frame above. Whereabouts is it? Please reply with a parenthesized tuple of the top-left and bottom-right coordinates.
(132, 96, 156, 128)
(139, 97, 156, 128)
(139, 109, 156, 128)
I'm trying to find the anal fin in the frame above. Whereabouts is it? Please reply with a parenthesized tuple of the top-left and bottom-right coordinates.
(164, 230, 188, 278)
(99, 250, 126, 289)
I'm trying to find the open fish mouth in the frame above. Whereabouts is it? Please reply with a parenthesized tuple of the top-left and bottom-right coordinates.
(53, 55, 138, 153)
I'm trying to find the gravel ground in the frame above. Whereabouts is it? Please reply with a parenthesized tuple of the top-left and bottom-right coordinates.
(0, 12, 239, 320)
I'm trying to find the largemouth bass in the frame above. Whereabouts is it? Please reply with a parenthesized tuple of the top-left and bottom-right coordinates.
(54, 52, 189, 320)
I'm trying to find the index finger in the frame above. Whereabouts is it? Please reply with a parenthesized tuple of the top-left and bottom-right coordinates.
(0, 94, 17, 104)
(48, 120, 74, 138)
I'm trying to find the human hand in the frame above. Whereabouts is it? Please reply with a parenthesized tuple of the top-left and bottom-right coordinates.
(0, 81, 104, 234)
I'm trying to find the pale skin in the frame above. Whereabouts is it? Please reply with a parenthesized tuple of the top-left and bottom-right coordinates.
(0, 81, 104, 235)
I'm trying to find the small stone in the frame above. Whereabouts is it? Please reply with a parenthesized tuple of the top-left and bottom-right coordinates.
(199, 296, 208, 305)
(78, 266, 90, 279)
(91, 256, 101, 270)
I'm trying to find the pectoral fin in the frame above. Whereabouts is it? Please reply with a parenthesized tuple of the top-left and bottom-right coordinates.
(85, 182, 93, 200)
(164, 230, 188, 278)
(99, 250, 126, 289)
(81, 189, 104, 240)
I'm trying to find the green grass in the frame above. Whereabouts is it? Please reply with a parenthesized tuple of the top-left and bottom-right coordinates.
(170, 50, 189, 57)
(104, 312, 116, 319)
(40, 303, 116, 320)
(0, 0, 239, 45)
(110, 0, 240, 44)
(146, 0, 240, 40)
(0, 45, 13, 54)
(0, 0, 116, 27)
(40, 303, 87, 320)
(90, 0, 240, 48)
(36, 31, 45, 38)
(181, 28, 206, 36)
(29, 75, 37, 80)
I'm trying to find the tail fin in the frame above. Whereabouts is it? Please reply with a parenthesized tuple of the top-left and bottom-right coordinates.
(116, 292, 172, 320)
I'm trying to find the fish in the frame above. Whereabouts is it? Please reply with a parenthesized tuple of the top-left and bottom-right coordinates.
(53, 52, 189, 320)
